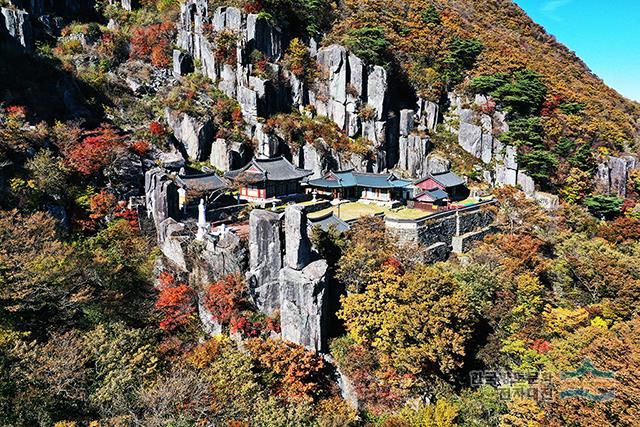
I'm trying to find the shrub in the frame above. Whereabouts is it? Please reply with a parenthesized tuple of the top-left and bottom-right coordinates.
(283, 38, 318, 83)
(155, 272, 197, 332)
(584, 195, 623, 220)
(342, 26, 389, 65)
(130, 21, 176, 68)
(358, 104, 377, 121)
(213, 30, 239, 65)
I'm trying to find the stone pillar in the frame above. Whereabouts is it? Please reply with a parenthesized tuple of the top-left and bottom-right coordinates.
(283, 205, 311, 270)
(246, 209, 282, 315)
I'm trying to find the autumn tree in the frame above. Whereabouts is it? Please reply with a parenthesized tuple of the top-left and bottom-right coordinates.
(155, 272, 196, 332)
(245, 337, 326, 400)
(63, 125, 126, 176)
(339, 263, 475, 390)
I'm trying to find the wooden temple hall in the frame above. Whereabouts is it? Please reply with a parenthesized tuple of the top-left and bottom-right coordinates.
(303, 170, 413, 203)
(225, 157, 313, 201)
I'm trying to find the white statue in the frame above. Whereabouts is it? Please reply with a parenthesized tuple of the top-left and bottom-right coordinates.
(196, 199, 207, 241)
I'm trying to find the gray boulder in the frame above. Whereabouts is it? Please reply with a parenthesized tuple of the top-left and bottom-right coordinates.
(416, 98, 439, 132)
(517, 171, 536, 196)
(399, 109, 415, 137)
(157, 218, 189, 271)
(279, 260, 328, 352)
(398, 134, 430, 178)
(458, 122, 483, 159)
(367, 66, 387, 121)
(210, 138, 248, 171)
(427, 154, 451, 175)
(165, 109, 215, 161)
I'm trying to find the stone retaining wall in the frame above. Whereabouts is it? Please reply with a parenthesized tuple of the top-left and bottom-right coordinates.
(385, 201, 496, 250)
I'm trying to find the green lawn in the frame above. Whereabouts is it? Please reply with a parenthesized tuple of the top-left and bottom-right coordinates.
(307, 202, 387, 222)
(385, 208, 432, 220)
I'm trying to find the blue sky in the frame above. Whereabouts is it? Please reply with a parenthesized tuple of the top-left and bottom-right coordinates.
(515, 0, 640, 102)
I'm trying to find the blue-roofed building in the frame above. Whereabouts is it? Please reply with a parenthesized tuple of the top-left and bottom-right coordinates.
(304, 170, 413, 204)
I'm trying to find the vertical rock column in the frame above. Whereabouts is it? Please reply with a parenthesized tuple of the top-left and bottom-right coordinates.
(246, 209, 283, 315)
(279, 206, 328, 352)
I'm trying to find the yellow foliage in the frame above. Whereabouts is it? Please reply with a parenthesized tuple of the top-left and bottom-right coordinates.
(543, 306, 590, 336)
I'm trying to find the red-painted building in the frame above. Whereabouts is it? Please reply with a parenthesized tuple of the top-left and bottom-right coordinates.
(414, 171, 468, 201)
(225, 157, 312, 200)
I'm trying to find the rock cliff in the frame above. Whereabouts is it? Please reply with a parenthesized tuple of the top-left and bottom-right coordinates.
(173, 2, 445, 179)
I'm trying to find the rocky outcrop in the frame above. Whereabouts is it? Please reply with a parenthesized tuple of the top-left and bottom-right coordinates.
(595, 155, 637, 198)
(105, 150, 144, 199)
(177, 2, 283, 127)
(1, 7, 33, 50)
(157, 218, 189, 271)
(191, 231, 247, 288)
(165, 109, 215, 161)
(398, 134, 430, 177)
(246, 209, 282, 315)
(145, 169, 179, 229)
(279, 260, 328, 352)
(209, 138, 249, 171)
(283, 206, 312, 270)
(243, 207, 329, 351)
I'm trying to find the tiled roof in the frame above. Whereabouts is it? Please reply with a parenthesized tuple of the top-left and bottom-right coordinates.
(306, 170, 412, 190)
(226, 157, 313, 182)
(416, 188, 449, 201)
(308, 212, 351, 233)
(430, 171, 465, 188)
(178, 172, 228, 192)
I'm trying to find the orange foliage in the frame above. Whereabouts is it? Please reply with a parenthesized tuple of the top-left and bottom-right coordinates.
(246, 338, 325, 400)
(130, 140, 150, 156)
(598, 217, 640, 244)
(89, 190, 117, 219)
(155, 272, 196, 331)
(130, 22, 176, 68)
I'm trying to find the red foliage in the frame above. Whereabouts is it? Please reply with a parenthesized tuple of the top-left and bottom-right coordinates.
(246, 338, 325, 400)
(114, 204, 139, 228)
(5, 105, 26, 117)
(598, 216, 640, 244)
(155, 273, 196, 331)
(149, 120, 166, 136)
(530, 339, 551, 354)
(478, 98, 496, 114)
(89, 190, 118, 219)
(204, 273, 269, 336)
(231, 107, 243, 125)
(130, 22, 175, 68)
(64, 125, 125, 175)
(382, 257, 404, 275)
(130, 140, 150, 156)
(243, 1, 263, 14)
(541, 94, 562, 117)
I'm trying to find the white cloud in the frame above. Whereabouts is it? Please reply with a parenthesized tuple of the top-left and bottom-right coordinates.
(541, 0, 572, 13)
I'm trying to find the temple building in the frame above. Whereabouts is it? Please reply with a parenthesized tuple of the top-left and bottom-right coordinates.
(413, 171, 469, 201)
(225, 156, 312, 200)
(304, 170, 413, 204)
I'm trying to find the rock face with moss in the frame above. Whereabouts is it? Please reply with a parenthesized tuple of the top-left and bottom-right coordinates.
(173, 3, 432, 178)
(595, 155, 638, 198)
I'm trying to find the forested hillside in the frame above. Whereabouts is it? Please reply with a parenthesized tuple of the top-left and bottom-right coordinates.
(1, 0, 640, 426)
